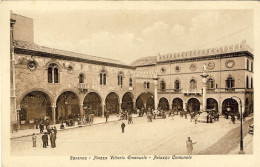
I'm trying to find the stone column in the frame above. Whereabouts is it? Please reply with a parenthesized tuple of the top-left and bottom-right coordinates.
(183, 102, 187, 111)
(200, 71, 209, 112)
(153, 78, 159, 110)
(119, 102, 122, 114)
(17, 108, 21, 130)
(133, 101, 136, 110)
(79, 104, 84, 124)
(102, 102, 105, 118)
(51, 106, 56, 125)
(200, 102, 203, 112)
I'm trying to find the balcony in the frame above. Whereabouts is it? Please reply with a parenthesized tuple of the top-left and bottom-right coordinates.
(78, 83, 89, 91)
(183, 89, 202, 95)
(207, 88, 254, 93)
(158, 89, 182, 94)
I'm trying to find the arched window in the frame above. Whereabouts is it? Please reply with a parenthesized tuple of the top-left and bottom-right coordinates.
(251, 77, 253, 88)
(118, 72, 123, 87)
(190, 79, 197, 89)
(175, 80, 180, 90)
(251, 62, 253, 72)
(100, 70, 106, 85)
(48, 63, 59, 83)
(161, 80, 166, 90)
(226, 76, 234, 89)
(147, 82, 150, 89)
(79, 74, 84, 83)
(247, 59, 249, 70)
(207, 78, 214, 89)
(129, 78, 133, 87)
(246, 76, 249, 89)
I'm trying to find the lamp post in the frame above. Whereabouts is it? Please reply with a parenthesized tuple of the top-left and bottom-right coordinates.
(230, 96, 244, 154)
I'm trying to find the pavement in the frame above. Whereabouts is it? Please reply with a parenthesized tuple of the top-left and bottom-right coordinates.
(11, 114, 139, 139)
(11, 113, 253, 155)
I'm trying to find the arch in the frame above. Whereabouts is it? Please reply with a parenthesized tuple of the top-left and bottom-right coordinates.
(172, 98, 183, 111)
(206, 98, 218, 113)
(160, 80, 166, 90)
(174, 79, 181, 90)
(17, 88, 54, 106)
(187, 98, 200, 113)
(136, 92, 154, 110)
(158, 97, 169, 110)
(45, 61, 62, 71)
(56, 91, 80, 121)
(83, 92, 102, 117)
(54, 89, 80, 105)
(222, 98, 239, 116)
(121, 92, 134, 111)
(78, 73, 85, 83)
(19, 91, 52, 128)
(226, 75, 235, 89)
(81, 90, 104, 105)
(105, 92, 120, 114)
(190, 78, 197, 89)
(207, 77, 215, 89)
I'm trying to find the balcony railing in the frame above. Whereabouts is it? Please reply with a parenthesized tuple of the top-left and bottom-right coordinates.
(158, 89, 183, 94)
(207, 88, 254, 93)
(183, 89, 202, 95)
(158, 88, 253, 94)
(78, 83, 89, 91)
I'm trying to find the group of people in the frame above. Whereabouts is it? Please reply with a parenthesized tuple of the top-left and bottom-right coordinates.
(32, 126, 57, 148)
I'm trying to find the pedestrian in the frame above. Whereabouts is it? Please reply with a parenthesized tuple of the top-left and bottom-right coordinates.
(186, 137, 196, 155)
(121, 122, 125, 133)
(105, 111, 109, 122)
(53, 126, 57, 137)
(50, 131, 56, 148)
(42, 132, 48, 148)
(206, 114, 209, 123)
(32, 133, 37, 147)
(185, 112, 187, 119)
(194, 114, 199, 124)
(40, 122, 44, 133)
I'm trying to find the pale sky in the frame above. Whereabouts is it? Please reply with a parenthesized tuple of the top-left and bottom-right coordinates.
(14, 10, 253, 64)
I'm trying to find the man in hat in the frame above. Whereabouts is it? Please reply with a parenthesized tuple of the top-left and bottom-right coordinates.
(42, 132, 48, 148)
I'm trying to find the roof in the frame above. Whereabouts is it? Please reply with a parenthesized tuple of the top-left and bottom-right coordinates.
(14, 40, 131, 68)
(130, 56, 157, 67)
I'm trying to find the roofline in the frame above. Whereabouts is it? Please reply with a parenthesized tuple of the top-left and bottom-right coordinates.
(157, 51, 253, 65)
(14, 48, 136, 70)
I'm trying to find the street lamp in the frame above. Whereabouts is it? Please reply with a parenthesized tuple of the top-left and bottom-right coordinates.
(230, 96, 245, 154)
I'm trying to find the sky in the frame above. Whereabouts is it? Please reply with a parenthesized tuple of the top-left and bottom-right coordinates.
(14, 9, 253, 65)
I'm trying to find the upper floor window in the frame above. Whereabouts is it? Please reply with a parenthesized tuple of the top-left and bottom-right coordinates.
(100, 70, 106, 85)
(226, 76, 234, 89)
(251, 62, 253, 72)
(190, 79, 197, 89)
(79, 74, 84, 83)
(48, 63, 59, 83)
(144, 82, 150, 89)
(161, 80, 166, 90)
(129, 78, 133, 87)
(207, 78, 214, 89)
(118, 72, 123, 87)
(246, 76, 249, 89)
(251, 77, 253, 88)
(174, 80, 180, 90)
(247, 59, 249, 70)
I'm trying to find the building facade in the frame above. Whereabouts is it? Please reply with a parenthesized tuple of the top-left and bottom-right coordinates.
(10, 14, 254, 131)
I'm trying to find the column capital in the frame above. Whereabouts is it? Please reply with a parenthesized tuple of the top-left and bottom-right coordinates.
(51, 106, 57, 109)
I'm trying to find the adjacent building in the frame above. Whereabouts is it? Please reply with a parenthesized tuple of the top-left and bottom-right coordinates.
(10, 13, 254, 131)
